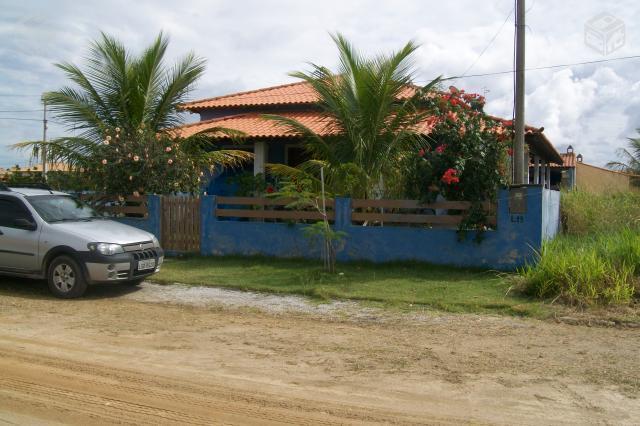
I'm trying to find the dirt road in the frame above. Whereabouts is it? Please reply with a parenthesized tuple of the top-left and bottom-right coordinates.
(0, 280, 638, 425)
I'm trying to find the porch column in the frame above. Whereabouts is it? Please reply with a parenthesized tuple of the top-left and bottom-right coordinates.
(533, 155, 540, 185)
(254, 141, 267, 176)
(545, 164, 551, 189)
(540, 160, 547, 188)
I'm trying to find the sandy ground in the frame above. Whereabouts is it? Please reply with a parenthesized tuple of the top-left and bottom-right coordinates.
(0, 280, 639, 425)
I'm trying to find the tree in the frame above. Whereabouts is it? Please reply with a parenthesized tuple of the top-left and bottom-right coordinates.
(14, 32, 250, 195)
(265, 33, 440, 199)
(607, 130, 640, 182)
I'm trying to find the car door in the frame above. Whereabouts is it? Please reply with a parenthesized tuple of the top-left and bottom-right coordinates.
(0, 196, 41, 273)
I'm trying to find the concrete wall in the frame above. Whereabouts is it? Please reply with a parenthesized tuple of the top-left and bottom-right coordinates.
(541, 188, 561, 240)
(576, 163, 635, 193)
(197, 187, 559, 270)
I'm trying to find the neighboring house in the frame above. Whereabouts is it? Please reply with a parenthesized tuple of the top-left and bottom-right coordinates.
(542, 146, 639, 193)
(176, 81, 563, 195)
(0, 163, 71, 179)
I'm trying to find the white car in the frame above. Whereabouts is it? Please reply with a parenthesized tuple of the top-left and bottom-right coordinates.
(0, 184, 164, 298)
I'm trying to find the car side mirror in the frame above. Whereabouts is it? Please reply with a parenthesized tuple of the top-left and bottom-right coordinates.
(14, 218, 37, 231)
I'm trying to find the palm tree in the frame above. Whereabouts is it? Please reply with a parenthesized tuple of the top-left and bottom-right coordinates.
(607, 130, 640, 180)
(15, 32, 250, 192)
(265, 33, 440, 198)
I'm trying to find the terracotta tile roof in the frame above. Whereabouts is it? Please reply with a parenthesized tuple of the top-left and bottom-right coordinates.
(173, 111, 442, 140)
(550, 152, 576, 168)
(181, 81, 419, 111)
(172, 111, 337, 139)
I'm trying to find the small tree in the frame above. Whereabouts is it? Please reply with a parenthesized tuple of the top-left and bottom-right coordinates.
(275, 172, 346, 273)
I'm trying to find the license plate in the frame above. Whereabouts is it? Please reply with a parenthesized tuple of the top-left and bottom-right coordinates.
(138, 259, 156, 271)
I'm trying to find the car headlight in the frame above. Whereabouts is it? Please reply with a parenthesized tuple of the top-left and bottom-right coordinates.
(88, 243, 124, 256)
(151, 236, 160, 248)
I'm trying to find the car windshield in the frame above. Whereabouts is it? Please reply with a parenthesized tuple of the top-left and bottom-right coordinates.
(26, 195, 103, 223)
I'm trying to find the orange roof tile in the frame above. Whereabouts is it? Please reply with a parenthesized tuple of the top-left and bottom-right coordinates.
(172, 111, 337, 139)
(174, 110, 442, 140)
(181, 81, 420, 110)
(550, 152, 576, 168)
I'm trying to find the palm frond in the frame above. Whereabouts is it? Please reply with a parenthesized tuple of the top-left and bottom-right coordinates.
(150, 52, 206, 130)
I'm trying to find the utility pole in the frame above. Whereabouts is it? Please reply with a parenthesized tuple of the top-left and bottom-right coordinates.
(513, 0, 526, 184)
(41, 95, 48, 182)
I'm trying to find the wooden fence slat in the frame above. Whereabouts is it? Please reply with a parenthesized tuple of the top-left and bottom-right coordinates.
(351, 212, 497, 225)
(352, 212, 462, 225)
(216, 209, 334, 221)
(351, 199, 492, 210)
(104, 205, 148, 215)
(217, 196, 335, 208)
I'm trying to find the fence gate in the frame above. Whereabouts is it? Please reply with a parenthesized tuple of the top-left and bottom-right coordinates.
(161, 196, 201, 252)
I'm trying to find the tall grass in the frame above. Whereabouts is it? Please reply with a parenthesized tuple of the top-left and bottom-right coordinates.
(521, 230, 639, 305)
(561, 190, 640, 235)
(521, 191, 640, 306)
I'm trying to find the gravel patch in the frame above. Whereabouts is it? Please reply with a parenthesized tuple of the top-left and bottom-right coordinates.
(123, 282, 530, 327)
(126, 282, 373, 317)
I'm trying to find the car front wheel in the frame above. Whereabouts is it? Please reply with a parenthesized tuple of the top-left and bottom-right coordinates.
(47, 255, 88, 299)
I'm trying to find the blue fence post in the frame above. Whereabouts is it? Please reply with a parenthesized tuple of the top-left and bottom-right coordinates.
(200, 195, 216, 256)
(333, 197, 351, 262)
(147, 195, 162, 240)
(334, 197, 351, 231)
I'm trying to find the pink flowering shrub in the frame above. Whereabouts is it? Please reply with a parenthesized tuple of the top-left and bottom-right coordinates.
(87, 126, 214, 196)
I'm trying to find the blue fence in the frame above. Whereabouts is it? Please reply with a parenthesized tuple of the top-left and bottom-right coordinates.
(122, 187, 560, 270)
(114, 195, 162, 240)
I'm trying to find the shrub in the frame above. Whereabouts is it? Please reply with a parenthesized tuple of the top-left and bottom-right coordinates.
(520, 191, 640, 306)
(521, 191, 640, 306)
(521, 229, 639, 306)
(404, 86, 511, 235)
(561, 190, 640, 235)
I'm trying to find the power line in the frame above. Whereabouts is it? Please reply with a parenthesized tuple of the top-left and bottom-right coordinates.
(0, 109, 44, 113)
(0, 117, 65, 125)
(0, 94, 42, 97)
(445, 55, 640, 81)
(0, 117, 42, 121)
(460, 6, 514, 78)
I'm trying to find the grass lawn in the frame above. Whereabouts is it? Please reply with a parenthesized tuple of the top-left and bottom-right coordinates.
(150, 256, 552, 318)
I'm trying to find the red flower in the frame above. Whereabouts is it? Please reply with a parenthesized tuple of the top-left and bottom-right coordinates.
(507, 148, 513, 156)
(435, 144, 447, 154)
(441, 168, 460, 185)
(450, 98, 459, 107)
(266, 186, 274, 194)
(418, 148, 425, 157)
(446, 110, 458, 123)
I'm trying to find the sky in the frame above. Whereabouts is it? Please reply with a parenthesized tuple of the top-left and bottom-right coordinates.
(0, 0, 639, 168)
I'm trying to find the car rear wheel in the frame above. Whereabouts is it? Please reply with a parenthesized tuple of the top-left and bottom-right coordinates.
(47, 255, 88, 299)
